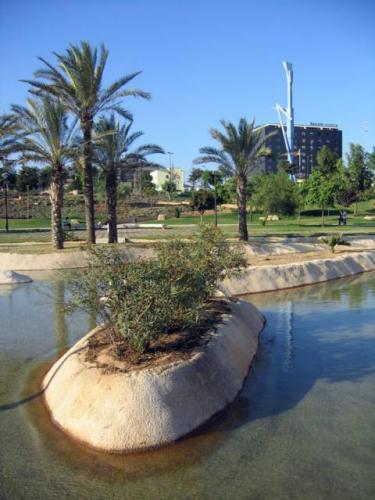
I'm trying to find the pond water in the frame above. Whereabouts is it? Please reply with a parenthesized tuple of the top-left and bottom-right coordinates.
(1, 271, 375, 500)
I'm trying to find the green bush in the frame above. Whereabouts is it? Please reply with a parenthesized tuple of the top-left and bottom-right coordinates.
(68, 225, 245, 352)
(253, 170, 298, 216)
(320, 233, 350, 253)
(191, 189, 216, 210)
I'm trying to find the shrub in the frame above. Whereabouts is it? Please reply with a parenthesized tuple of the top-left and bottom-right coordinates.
(68, 225, 245, 352)
(320, 233, 350, 253)
(253, 170, 298, 216)
(63, 230, 78, 241)
(191, 189, 216, 210)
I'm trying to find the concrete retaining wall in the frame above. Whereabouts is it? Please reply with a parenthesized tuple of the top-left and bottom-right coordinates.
(0, 247, 155, 271)
(221, 251, 375, 295)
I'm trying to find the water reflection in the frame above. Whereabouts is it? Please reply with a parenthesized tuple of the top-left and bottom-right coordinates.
(1, 271, 375, 499)
(53, 278, 69, 355)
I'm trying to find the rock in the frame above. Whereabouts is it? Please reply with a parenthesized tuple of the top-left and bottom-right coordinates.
(157, 213, 166, 221)
(43, 299, 264, 453)
(0, 270, 33, 285)
(259, 215, 280, 222)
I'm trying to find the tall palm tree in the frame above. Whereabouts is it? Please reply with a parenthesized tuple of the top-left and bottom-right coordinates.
(94, 115, 164, 243)
(12, 97, 74, 249)
(22, 41, 150, 244)
(0, 114, 20, 161)
(194, 118, 273, 241)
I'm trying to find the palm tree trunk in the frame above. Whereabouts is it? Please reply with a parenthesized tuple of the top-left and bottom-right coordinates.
(236, 174, 248, 241)
(82, 120, 96, 244)
(50, 162, 64, 250)
(106, 167, 118, 243)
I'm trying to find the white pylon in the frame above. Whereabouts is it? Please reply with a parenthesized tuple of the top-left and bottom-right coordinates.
(275, 61, 295, 168)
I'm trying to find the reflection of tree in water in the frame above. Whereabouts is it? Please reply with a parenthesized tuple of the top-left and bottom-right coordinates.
(53, 279, 69, 355)
(250, 271, 375, 310)
(88, 313, 97, 332)
(283, 301, 295, 372)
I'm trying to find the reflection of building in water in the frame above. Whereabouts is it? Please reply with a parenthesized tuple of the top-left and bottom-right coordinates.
(284, 301, 295, 372)
(273, 301, 295, 372)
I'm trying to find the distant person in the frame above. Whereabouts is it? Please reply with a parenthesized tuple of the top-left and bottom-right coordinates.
(343, 210, 347, 226)
(338, 210, 343, 226)
(64, 217, 71, 229)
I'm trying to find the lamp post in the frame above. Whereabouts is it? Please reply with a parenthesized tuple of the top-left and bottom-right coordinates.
(1, 161, 10, 232)
(4, 181, 9, 232)
(213, 172, 218, 228)
(166, 151, 174, 170)
(166, 151, 174, 197)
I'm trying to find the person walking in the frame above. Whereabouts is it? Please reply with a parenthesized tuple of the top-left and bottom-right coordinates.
(338, 210, 343, 226)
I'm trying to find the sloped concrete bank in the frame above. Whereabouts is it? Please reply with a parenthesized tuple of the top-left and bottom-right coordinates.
(220, 251, 375, 295)
(43, 300, 264, 453)
(0, 247, 155, 271)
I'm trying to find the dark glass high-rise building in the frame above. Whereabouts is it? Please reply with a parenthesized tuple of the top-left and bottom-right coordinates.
(254, 123, 342, 177)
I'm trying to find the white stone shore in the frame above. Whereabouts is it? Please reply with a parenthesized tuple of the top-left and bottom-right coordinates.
(43, 299, 264, 453)
(221, 251, 375, 295)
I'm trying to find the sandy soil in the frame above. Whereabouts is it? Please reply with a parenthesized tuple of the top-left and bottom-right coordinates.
(246, 248, 363, 267)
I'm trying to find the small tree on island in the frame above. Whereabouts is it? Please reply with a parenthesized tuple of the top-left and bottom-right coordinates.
(67, 225, 245, 353)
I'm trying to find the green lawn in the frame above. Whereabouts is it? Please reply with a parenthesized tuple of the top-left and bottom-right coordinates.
(2, 201, 375, 246)
(0, 218, 51, 230)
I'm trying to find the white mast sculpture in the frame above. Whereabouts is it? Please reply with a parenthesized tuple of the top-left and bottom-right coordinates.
(275, 61, 294, 167)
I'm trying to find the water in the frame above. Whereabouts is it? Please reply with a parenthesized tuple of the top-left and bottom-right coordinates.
(1, 271, 375, 500)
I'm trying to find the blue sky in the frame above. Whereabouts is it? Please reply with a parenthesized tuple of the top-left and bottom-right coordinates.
(1, 0, 374, 176)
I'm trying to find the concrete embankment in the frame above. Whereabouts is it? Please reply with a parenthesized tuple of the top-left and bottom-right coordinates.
(0, 247, 155, 271)
(221, 251, 375, 295)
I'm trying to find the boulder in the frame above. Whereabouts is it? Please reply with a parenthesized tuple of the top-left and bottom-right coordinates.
(0, 270, 33, 285)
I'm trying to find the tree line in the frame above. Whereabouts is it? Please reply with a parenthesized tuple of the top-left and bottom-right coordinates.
(0, 42, 164, 248)
(1, 42, 374, 246)
(190, 141, 375, 231)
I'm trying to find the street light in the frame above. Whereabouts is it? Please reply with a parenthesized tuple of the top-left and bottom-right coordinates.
(166, 151, 175, 196)
(1, 159, 10, 232)
(166, 151, 174, 169)
(213, 171, 218, 228)
(203, 168, 218, 227)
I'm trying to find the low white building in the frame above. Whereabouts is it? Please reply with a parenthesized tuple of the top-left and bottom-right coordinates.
(150, 167, 184, 192)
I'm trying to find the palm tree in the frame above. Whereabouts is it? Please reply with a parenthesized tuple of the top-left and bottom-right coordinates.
(94, 115, 164, 243)
(22, 41, 150, 244)
(12, 97, 74, 249)
(194, 118, 273, 241)
(0, 114, 20, 161)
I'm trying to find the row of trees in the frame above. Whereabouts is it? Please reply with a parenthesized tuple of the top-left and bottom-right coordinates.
(2, 42, 374, 244)
(0, 42, 163, 248)
(189, 142, 375, 233)
(0, 164, 51, 192)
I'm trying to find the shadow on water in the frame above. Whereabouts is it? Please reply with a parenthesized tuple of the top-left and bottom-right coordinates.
(1, 270, 375, 484)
